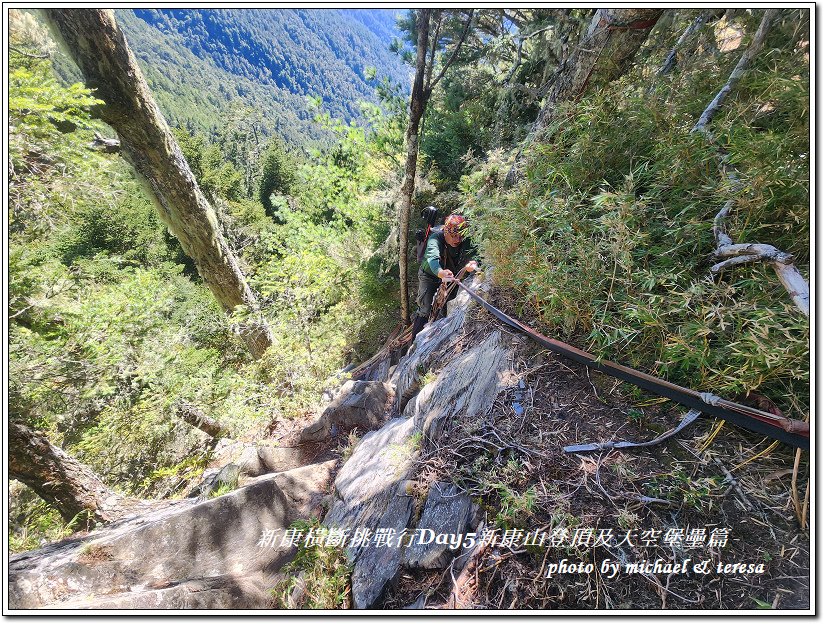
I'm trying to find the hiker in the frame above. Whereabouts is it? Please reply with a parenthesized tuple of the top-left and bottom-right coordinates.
(410, 213, 479, 342)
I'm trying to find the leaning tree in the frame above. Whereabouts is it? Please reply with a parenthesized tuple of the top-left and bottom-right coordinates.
(43, 9, 273, 358)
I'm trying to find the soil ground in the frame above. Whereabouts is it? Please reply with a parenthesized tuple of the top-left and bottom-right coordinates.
(382, 289, 811, 611)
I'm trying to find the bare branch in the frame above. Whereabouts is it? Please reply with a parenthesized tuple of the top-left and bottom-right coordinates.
(424, 10, 442, 91)
(692, 9, 778, 134)
(712, 200, 735, 248)
(429, 10, 475, 92)
(711, 198, 808, 316)
(10, 45, 49, 59)
(89, 131, 121, 153)
(710, 254, 764, 273)
(655, 10, 713, 78)
(175, 402, 226, 438)
(715, 242, 795, 264)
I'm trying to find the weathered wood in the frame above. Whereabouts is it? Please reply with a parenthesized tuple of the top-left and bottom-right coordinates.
(89, 131, 120, 153)
(43, 9, 272, 357)
(655, 10, 714, 78)
(692, 9, 778, 134)
(8, 421, 121, 525)
(175, 402, 225, 438)
(712, 203, 809, 316)
(691, 9, 808, 316)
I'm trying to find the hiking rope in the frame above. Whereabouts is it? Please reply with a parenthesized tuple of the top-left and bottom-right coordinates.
(447, 277, 809, 450)
(429, 267, 469, 322)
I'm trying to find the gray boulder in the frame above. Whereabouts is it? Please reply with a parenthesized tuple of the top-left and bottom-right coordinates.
(403, 330, 514, 452)
(324, 417, 419, 608)
(9, 461, 336, 609)
(348, 484, 414, 609)
(299, 380, 392, 443)
(394, 271, 493, 414)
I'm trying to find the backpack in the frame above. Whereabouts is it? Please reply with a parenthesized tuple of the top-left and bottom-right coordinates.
(415, 206, 440, 263)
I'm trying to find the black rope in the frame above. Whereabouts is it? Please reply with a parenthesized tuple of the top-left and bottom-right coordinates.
(451, 279, 809, 451)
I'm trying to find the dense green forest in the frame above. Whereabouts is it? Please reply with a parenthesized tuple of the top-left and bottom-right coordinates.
(7, 7, 809, 611)
(49, 8, 408, 147)
(9, 8, 403, 547)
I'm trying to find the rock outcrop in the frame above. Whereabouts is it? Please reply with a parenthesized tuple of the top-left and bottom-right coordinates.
(324, 417, 418, 609)
(300, 380, 393, 443)
(9, 461, 336, 609)
(403, 483, 479, 570)
(321, 270, 515, 608)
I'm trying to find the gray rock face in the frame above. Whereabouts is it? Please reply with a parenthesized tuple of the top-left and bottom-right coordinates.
(256, 445, 305, 474)
(325, 417, 417, 531)
(300, 380, 392, 443)
(403, 483, 478, 570)
(318, 271, 514, 609)
(360, 357, 392, 383)
(47, 574, 276, 609)
(324, 417, 418, 608)
(8, 461, 336, 609)
(403, 330, 513, 452)
(191, 440, 309, 492)
(348, 485, 414, 609)
(394, 271, 492, 414)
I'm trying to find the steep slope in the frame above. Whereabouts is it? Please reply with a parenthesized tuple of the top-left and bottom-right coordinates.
(7, 272, 810, 609)
(341, 8, 405, 45)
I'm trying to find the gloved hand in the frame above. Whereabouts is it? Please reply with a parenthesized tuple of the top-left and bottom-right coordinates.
(437, 268, 455, 281)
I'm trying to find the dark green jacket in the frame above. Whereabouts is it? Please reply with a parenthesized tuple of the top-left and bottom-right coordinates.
(420, 228, 478, 278)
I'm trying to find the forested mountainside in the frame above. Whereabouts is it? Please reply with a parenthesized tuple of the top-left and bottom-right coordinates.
(8, 7, 810, 612)
(49, 8, 408, 146)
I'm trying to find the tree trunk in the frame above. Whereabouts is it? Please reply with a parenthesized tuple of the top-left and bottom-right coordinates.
(505, 8, 662, 186)
(9, 421, 121, 526)
(534, 8, 663, 133)
(43, 9, 273, 358)
(398, 9, 432, 327)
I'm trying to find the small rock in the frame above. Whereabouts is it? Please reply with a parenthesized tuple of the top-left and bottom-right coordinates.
(256, 445, 304, 473)
(237, 446, 266, 477)
(403, 483, 478, 570)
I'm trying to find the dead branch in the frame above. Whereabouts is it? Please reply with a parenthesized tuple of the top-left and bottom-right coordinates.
(712, 456, 754, 511)
(692, 9, 778, 134)
(692, 8, 808, 316)
(440, 532, 489, 608)
(655, 10, 714, 78)
(712, 206, 809, 316)
(175, 402, 225, 438)
(10, 45, 50, 59)
(713, 242, 794, 265)
(89, 132, 121, 153)
(428, 10, 475, 92)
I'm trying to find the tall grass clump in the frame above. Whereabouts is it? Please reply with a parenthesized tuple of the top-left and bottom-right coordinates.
(464, 11, 809, 419)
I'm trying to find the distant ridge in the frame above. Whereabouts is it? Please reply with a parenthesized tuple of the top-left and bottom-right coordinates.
(112, 8, 409, 147)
